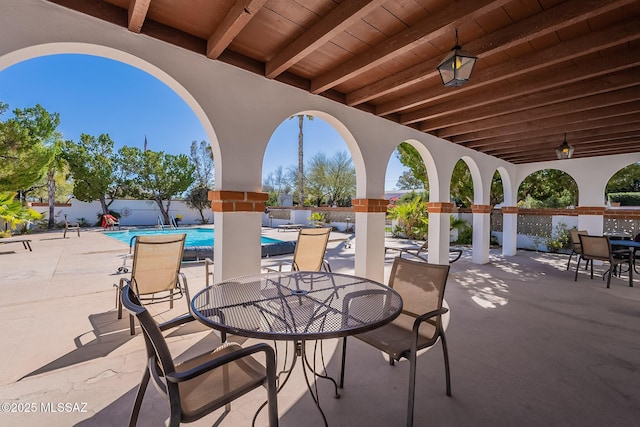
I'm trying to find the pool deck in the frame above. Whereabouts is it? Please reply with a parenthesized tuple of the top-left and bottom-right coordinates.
(1, 226, 639, 426)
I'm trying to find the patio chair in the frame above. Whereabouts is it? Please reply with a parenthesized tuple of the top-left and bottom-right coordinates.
(575, 234, 633, 288)
(339, 257, 451, 427)
(63, 214, 80, 238)
(566, 229, 589, 271)
(267, 227, 332, 272)
(120, 284, 279, 427)
(116, 234, 190, 334)
(102, 214, 120, 230)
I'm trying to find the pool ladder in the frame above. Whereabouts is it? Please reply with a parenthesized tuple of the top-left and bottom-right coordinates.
(157, 215, 178, 230)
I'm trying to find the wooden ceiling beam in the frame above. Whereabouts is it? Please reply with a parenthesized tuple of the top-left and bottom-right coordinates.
(346, 0, 632, 106)
(502, 138, 640, 163)
(417, 68, 640, 136)
(265, 0, 385, 79)
(395, 18, 640, 123)
(426, 48, 640, 135)
(485, 130, 640, 157)
(463, 114, 640, 149)
(450, 98, 640, 144)
(206, 0, 267, 60)
(128, 0, 151, 33)
(309, 0, 511, 94)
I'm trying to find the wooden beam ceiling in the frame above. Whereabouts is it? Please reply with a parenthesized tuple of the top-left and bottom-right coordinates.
(46, 0, 640, 164)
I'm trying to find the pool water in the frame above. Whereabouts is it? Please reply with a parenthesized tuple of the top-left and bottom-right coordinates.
(104, 228, 283, 248)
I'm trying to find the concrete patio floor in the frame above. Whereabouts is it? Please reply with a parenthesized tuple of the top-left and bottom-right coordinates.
(1, 227, 639, 427)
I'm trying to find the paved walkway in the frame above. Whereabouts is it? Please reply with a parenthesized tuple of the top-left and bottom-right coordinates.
(0, 227, 639, 426)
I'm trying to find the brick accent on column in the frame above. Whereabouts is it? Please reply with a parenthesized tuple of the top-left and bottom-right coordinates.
(352, 198, 389, 213)
(501, 206, 519, 214)
(471, 204, 493, 214)
(576, 206, 606, 215)
(427, 202, 455, 213)
(209, 190, 269, 212)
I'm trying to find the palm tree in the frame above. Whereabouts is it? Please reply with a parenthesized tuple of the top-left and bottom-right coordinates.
(289, 114, 313, 206)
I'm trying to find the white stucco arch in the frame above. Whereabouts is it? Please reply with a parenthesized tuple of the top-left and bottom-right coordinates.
(268, 110, 366, 199)
(459, 156, 485, 205)
(496, 166, 514, 205)
(0, 43, 222, 171)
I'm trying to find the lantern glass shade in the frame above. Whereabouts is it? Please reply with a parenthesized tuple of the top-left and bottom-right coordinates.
(555, 135, 574, 160)
(437, 48, 477, 87)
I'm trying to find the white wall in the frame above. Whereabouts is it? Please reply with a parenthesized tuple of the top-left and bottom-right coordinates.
(35, 199, 213, 226)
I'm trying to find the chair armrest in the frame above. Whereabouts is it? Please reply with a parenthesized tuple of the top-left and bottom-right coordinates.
(264, 263, 286, 273)
(322, 259, 332, 272)
(165, 342, 275, 383)
(115, 277, 131, 289)
(204, 258, 214, 286)
(412, 307, 449, 331)
(158, 313, 196, 331)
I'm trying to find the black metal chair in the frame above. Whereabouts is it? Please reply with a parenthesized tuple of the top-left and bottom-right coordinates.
(576, 235, 633, 288)
(120, 284, 279, 426)
(339, 257, 451, 427)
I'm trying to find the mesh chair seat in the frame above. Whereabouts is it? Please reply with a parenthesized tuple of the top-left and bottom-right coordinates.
(177, 342, 268, 418)
(354, 313, 438, 361)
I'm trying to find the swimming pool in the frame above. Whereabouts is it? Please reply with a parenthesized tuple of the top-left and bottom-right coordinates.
(105, 227, 282, 247)
(104, 227, 295, 260)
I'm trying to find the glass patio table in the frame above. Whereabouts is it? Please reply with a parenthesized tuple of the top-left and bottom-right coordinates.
(191, 270, 403, 426)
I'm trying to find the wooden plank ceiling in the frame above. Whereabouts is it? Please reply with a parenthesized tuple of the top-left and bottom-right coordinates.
(48, 0, 640, 164)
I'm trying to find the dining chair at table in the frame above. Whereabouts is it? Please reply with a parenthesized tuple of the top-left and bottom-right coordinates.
(566, 229, 589, 271)
(339, 257, 451, 427)
(267, 227, 332, 272)
(575, 234, 633, 288)
(120, 284, 279, 427)
(115, 234, 190, 334)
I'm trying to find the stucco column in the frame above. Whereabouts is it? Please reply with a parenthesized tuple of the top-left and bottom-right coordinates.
(210, 190, 267, 283)
(427, 202, 455, 265)
(352, 198, 388, 283)
(501, 206, 518, 256)
(471, 204, 492, 264)
(576, 206, 605, 236)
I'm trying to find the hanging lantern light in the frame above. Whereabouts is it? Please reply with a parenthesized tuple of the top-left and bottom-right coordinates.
(555, 133, 575, 160)
(437, 28, 477, 87)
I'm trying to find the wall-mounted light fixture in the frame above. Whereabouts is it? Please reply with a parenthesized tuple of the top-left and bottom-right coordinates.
(555, 133, 574, 160)
(437, 28, 477, 87)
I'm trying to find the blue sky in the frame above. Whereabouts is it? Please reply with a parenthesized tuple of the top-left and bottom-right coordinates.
(0, 54, 406, 190)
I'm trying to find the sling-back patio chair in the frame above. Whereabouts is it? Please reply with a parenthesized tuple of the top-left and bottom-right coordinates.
(339, 257, 451, 427)
(120, 284, 279, 427)
(566, 229, 589, 271)
(116, 234, 190, 334)
(267, 227, 332, 272)
(575, 234, 633, 288)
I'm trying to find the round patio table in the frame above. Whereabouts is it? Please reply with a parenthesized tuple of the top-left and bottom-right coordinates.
(191, 270, 403, 426)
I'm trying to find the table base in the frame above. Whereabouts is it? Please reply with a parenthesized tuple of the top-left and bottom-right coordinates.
(253, 340, 340, 427)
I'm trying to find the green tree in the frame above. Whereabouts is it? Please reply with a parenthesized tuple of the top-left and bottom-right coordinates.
(0, 104, 60, 193)
(185, 140, 215, 223)
(306, 152, 329, 206)
(325, 150, 356, 206)
(451, 160, 473, 208)
(606, 163, 640, 193)
(518, 169, 577, 208)
(263, 165, 291, 206)
(122, 147, 195, 224)
(395, 143, 428, 189)
(64, 133, 122, 216)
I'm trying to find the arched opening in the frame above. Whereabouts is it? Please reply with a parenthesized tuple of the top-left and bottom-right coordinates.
(1, 49, 214, 227)
(604, 162, 640, 237)
(517, 168, 579, 252)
